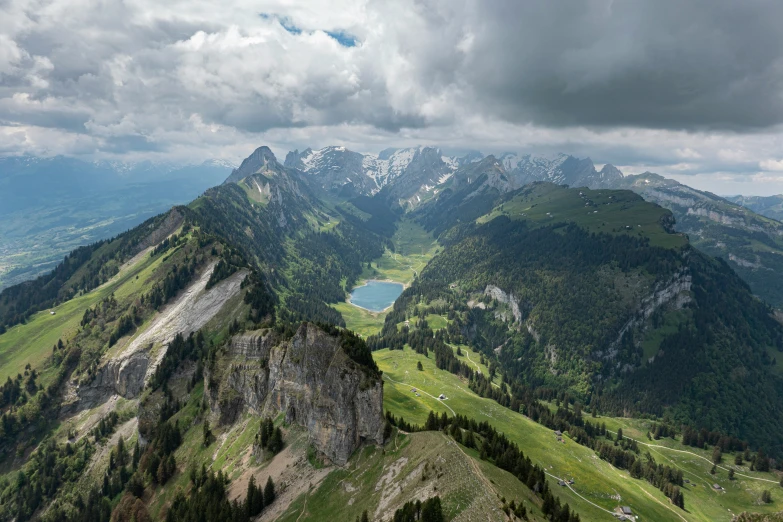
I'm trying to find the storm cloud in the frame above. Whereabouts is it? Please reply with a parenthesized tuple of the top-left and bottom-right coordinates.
(3, 0, 783, 193)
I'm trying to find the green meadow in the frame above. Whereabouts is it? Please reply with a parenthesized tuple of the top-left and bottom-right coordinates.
(0, 249, 163, 382)
(373, 346, 783, 521)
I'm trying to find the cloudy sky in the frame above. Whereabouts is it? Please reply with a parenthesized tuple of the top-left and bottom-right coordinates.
(3, 0, 783, 194)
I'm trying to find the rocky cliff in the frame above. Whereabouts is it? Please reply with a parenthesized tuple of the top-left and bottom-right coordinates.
(77, 264, 247, 407)
(205, 323, 385, 465)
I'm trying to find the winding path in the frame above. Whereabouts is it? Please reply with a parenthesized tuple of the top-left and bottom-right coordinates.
(605, 429, 780, 484)
(463, 350, 500, 388)
(542, 470, 616, 517)
(464, 350, 482, 374)
(382, 374, 456, 416)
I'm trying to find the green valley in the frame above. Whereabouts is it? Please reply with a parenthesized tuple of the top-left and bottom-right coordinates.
(1, 145, 782, 522)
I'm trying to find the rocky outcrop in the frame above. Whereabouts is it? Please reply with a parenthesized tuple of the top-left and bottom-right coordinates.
(135, 208, 185, 252)
(603, 269, 693, 361)
(224, 146, 279, 183)
(206, 323, 385, 466)
(484, 285, 523, 324)
(729, 253, 765, 269)
(78, 350, 151, 405)
(77, 264, 247, 407)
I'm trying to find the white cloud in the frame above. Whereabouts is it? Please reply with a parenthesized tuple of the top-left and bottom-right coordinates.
(1, 0, 783, 195)
(759, 159, 783, 172)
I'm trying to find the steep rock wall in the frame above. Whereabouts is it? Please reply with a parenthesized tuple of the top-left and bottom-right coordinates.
(206, 323, 384, 466)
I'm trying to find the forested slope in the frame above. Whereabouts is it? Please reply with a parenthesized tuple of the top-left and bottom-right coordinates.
(375, 183, 783, 454)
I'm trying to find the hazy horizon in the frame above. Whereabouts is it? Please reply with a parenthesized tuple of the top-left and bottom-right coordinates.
(4, 1, 783, 195)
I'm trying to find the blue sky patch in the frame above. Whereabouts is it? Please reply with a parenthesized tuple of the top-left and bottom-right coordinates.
(260, 13, 301, 35)
(325, 30, 358, 47)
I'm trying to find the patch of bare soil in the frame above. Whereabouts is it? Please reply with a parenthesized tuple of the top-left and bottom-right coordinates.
(228, 440, 333, 522)
(86, 417, 138, 473)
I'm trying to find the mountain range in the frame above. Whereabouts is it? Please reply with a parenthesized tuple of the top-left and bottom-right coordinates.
(230, 144, 783, 308)
(1, 145, 782, 521)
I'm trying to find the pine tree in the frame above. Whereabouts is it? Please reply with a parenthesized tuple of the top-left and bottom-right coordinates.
(360, 510, 369, 522)
(166, 454, 177, 480)
(157, 458, 169, 485)
(712, 447, 722, 464)
(425, 411, 438, 431)
(417, 361, 423, 371)
(132, 440, 141, 468)
(203, 420, 213, 447)
(465, 429, 475, 449)
(264, 476, 275, 505)
(268, 427, 283, 454)
(728, 469, 735, 480)
(756, 449, 771, 472)
(421, 496, 443, 522)
(246, 475, 264, 516)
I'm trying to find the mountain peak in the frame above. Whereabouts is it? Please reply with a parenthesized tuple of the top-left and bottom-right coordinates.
(224, 145, 280, 184)
(248, 145, 277, 164)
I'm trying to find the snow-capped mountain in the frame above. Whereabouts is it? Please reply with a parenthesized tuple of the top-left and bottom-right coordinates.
(284, 146, 376, 195)
(282, 145, 467, 200)
(275, 144, 628, 208)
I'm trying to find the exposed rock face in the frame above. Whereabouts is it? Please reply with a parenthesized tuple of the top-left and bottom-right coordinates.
(78, 350, 150, 405)
(206, 323, 385, 465)
(77, 264, 247, 407)
(603, 269, 693, 362)
(224, 146, 278, 183)
(484, 284, 523, 324)
(135, 208, 184, 252)
(284, 146, 378, 195)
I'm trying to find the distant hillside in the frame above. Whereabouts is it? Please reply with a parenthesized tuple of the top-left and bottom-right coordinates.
(280, 144, 783, 311)
(0, 146, 566, 522)
(0, 156, 234, 290)
(614, 174, 783, 309)
(728, 194, 783, 222)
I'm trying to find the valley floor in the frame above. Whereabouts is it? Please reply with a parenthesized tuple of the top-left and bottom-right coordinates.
(334, 219, 441, 338)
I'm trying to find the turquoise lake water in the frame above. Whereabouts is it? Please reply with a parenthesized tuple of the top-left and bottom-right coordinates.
(349, 280, 404, 312)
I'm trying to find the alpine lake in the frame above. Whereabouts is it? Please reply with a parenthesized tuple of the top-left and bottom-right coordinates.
(349, 280, 404, 312)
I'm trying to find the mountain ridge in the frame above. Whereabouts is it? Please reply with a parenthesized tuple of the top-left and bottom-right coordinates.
(2, 144, 783, 521)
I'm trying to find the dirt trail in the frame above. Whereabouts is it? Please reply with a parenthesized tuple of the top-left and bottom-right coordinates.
(543, 470, 616, 516)
(382, 374, 455, 415)
(633, 481, 688, 522)
(442, 432, 497, 498)
(464, 351, 482, 374)
(462, 350, 501, 389)
(605, 430, 780, 484)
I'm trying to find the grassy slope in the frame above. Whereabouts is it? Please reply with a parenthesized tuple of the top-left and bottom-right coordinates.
(374, 347, 783, 521)
(276, 430, 548, 522)
(0, 249, 162, 382)
(599, 416, 783, 520)
(478, 184, 688, 250)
